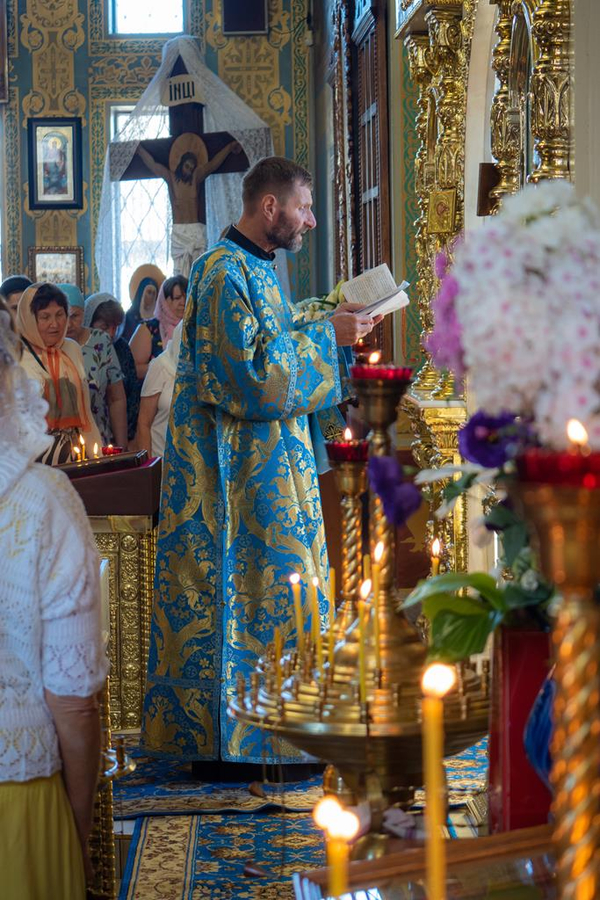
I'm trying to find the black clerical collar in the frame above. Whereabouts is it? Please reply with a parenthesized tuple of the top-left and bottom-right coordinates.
(225, 225, 276, 261)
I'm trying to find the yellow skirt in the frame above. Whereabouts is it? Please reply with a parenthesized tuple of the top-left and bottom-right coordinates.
(0, 771, 86, 900)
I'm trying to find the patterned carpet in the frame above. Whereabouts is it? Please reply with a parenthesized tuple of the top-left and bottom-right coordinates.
(119, 811, 323, 900)
(113, 738, 488, 820)
(117, 740, 489, 898)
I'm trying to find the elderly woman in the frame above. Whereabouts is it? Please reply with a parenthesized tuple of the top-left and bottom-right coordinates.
(17, 283, 101, 464)
(0, 308, 107, 898)
(129, 274, 187, 380)
(135, 320, 181, 457)
(84, 292, 140, 444)
(63, 284, 127, 447)
(121, 263, 165, 343)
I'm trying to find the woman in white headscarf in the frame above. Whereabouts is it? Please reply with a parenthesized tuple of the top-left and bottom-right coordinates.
(134, 320, 181, 457)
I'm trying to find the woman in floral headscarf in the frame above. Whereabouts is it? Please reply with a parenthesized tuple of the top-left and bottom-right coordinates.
(17, 283, 100, 465)
(122, 264, 165, 343)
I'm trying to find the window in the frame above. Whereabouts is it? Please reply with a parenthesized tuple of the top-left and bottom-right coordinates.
(109, 0, 184, 35)
(110, 107, 171, 309)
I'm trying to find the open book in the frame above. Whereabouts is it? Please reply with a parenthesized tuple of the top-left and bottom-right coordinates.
(341, 264, 410, 317)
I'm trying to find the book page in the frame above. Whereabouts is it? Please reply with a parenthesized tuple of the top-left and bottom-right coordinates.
(358, 289, 409, 317)
(341, 263, 398, 306)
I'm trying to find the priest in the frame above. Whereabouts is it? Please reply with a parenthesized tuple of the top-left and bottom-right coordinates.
(141, 156, 377, 773)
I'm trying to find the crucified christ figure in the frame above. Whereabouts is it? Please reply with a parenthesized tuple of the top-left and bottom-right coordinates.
(136, 133, 241, 275)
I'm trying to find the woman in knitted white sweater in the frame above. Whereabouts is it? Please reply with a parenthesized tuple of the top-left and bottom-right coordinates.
(0, 304, 108, 898)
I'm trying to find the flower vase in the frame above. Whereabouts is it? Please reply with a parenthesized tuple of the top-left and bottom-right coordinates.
(488, 622, 552, 833)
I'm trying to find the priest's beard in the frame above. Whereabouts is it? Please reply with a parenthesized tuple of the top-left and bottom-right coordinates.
(266, 212, 305, 253)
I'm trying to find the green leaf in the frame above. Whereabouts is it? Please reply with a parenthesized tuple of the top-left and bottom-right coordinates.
(442, 471, 479, 503)
(428, 609, 503, 664)
(402, 571, 506, 612)
(500, 523, 529, 567)
(484, 504, 521, 530)
(423, 593, 490, 620)
(502, 581, 555, 610)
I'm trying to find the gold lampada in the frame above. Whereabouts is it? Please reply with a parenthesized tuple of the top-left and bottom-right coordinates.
(329, 452, 367, 635)
(508, 478, 600, 900)
(229, 368, 488, 852)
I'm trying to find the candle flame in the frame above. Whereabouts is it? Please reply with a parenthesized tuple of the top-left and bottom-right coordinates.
(79, 434, 85, 447)
(108, 443, 113, 449)
(368, 351, 381, 364)
(73, 445, 81, 458)
(289, 573, 300, 585)
(422, 663, 456, 698)
(343, 427, 353, 441)
(431, 538, 441, 557)
(360, 579, 372, 600)
(374, 541, 384, 564)
(93, 443, 99, 458)
(567, 418, 589, 447)
(313, 797, 359, 840)
(313, 796, 343, 829)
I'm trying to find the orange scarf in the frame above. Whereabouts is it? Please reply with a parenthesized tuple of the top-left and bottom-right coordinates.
(16, 285, 91, 432)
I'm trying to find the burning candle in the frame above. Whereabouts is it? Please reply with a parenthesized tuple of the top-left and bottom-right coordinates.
(372, 541, 383, 671)
(93, 442, 99, 459)
(325, 427, 368, 463)
(72, 444, 81, 461)
(328, 567, 336, 673)
(311, 577, 323, 674)
(313, 797, 360, 898)
(273, 627, 282, 694)
(421, 663, 457, 900)
(567, 418, 590, 454)
(350, 351, 413, 382)
(431, 538, 441, 577)
(289, 574, 304, 656)
(79, 434, 86, 460)
(357, 597, 368, 704)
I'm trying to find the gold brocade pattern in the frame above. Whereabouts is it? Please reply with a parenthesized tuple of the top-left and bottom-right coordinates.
(141, 240, 349, 763)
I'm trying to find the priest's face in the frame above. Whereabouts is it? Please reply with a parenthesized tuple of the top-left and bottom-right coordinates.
(266, 182, 316, 253)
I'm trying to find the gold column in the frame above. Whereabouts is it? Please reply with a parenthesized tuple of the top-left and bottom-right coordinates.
(91, 516, 156, 731)
(529, 0, 573, 182)
(404, 32, 438, 398)
(489, 0, 522, 205)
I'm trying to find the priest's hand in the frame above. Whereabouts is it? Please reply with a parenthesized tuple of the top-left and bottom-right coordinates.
(330, 303, 382, 346)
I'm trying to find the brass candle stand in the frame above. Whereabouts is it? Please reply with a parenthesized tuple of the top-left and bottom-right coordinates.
(229, 369, 488, 855)
(509, 479, 600, 900)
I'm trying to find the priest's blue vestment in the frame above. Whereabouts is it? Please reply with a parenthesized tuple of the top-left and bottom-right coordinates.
(141, 239, 349, 761)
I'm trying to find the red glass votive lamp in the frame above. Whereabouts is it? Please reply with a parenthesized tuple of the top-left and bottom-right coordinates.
(101, 445, 124, 456)
(325, 438, 369, 463)
(516, 449, 600, 490)
(350, 363, 413, 382)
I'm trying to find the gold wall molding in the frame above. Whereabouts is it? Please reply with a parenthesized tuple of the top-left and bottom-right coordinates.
(397, 0, 476, 577)
(490, 0, 573, 206)
(92, 517, 156, 731)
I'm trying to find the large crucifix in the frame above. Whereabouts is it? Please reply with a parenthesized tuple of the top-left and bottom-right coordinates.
(113, 56, 250, 276)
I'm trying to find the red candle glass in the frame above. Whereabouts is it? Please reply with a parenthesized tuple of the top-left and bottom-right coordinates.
(325, 438, 369, 463)
(350, 363, 413, 382)
(101, 445, 124, 456)
(516, 448, 600, 489)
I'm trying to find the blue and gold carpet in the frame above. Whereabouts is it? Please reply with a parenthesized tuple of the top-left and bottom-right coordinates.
(114, 738, 488, 820)
(119, 810, 323, 900)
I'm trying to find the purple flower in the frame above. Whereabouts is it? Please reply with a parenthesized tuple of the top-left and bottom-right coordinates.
(368, 457, 422, 527)
(458, 411, 518, 468)
(425, 266, 466, 378)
